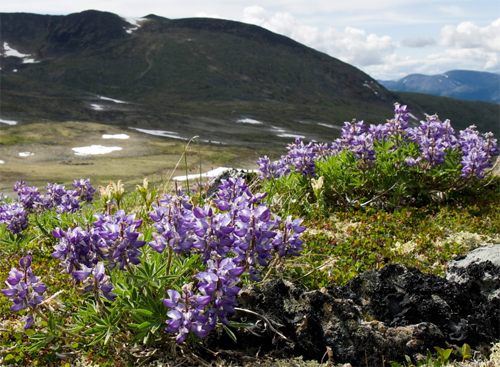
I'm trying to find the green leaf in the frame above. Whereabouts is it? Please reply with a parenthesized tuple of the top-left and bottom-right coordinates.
(222, 324, 237, 343)
(27, 335, 55, 352)
(135, 309, 154, 317)
(4, 354, 14, 361)
(461, 343, 471, 359)
(48, 311, 56, 333)
(137, 321, 152, 330)
(87, 331, 107, 346)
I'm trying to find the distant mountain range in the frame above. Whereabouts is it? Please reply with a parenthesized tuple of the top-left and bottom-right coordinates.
(1, 10, 499, 147)
(379, 70, 500, 104)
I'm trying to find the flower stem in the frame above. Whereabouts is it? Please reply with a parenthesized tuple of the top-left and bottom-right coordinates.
(33, 308, 81, 339)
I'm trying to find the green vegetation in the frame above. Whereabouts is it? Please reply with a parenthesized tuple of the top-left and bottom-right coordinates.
(1, 155, 499, 366)
(1, 103, 500, 366)
(2, 11, 499, 155)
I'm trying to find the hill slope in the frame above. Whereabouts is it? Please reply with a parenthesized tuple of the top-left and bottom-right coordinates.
(1, 11, 499, 149)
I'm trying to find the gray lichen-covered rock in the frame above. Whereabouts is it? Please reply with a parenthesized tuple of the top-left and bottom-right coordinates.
(446, 244, 500, 302)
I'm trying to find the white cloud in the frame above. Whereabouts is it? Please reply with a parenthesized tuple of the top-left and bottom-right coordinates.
(240, 6, 500, 79)
(365, 47, 500, 80)
(427, 48, 499, 71)
(441, 18, 500, 52)
(438, 5, 466, 18)
(242, 6, 395, 66)
(194, 11, 222, 18)
(401, 36, 436, 48)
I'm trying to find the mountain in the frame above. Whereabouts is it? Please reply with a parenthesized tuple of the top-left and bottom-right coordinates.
(1, 11, 499, 149)
(380, 70, 500, 104)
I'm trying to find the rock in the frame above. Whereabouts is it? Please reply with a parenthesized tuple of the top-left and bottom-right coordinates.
(225, 278, 444, 365)
(446, 244, 500, 302)
(213, 262, 500, 365)
(329, 264, 499, 347)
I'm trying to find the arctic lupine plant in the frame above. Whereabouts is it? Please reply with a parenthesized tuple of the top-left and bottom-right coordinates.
(13, 180, 43, 212)
(458, 127, 499, 178)
(286, 138, 318, 178)
(149, 177, 305, 341)
(258, 103, 499, 211)
(1, 175, 303, 345)
(73, 262, 117, 302)
(0, 179, 96, 235)
(52, 210, 146, 279)
(0, 202, 29, 235)
(43, 183, 82, 214)
(162, 284, 213, 343)
(1, 255, 47, 329)
(72, 178, 96, 203)
(92, 210, 146, 270)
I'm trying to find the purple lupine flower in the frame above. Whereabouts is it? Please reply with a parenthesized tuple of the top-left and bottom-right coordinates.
(257, 155, 274, 181)
(43, 183, 82, 214)
(418, 137, 448, 166)
(286, 138, 317, 178)
(337, 119, 379, 161)
(52, 226, 98, 274)
(460, 148, 489, 178)
(234, 204, 279, 280)
(149, 193, 194, 254)
(406, 114, 457, 166)
(272, 216, 306, 258)
(148, 176, 306, 342)
(313, 143, 333, 160)
(162, 284, 213, 342)
(329, 140, 343, 155)
(56, 190, 82, 214)
(458, 126, 499, 178)
(368, 124, 390, 142)
(384, 103, 410, 140)
(195, 257, 244, 326)
(483, 132, 500, 158)
(350, 133, 376, 161)
(1, 255, 47, 329)
(405, 156, 421, 167)
(43, 183, 68, 210)
(212, 177, 267, 215)
(73, 262, 116, 302)
(72, 178, 96, 203)
(13, 181, 43, 212)
(340, 120, 367, 148)
(0, 202, 28, 235)
(92, 210, 146, 270)
(191, 209, 236, 262)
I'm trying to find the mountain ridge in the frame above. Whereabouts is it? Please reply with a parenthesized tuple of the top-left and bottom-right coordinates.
(1, 10, 498, 148)
(379, 70, 500, 104)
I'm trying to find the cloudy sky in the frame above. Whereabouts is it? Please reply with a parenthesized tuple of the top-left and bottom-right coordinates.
(2, 0, 499, 80)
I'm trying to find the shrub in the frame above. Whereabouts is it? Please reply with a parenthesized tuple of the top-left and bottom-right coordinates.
(258, 103, 499, 216)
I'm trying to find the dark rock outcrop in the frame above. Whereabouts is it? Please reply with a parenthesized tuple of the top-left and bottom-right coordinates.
(214, 251, 500, 365)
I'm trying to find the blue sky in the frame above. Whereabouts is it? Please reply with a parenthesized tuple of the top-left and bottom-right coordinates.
(1, 0, 499, 80)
